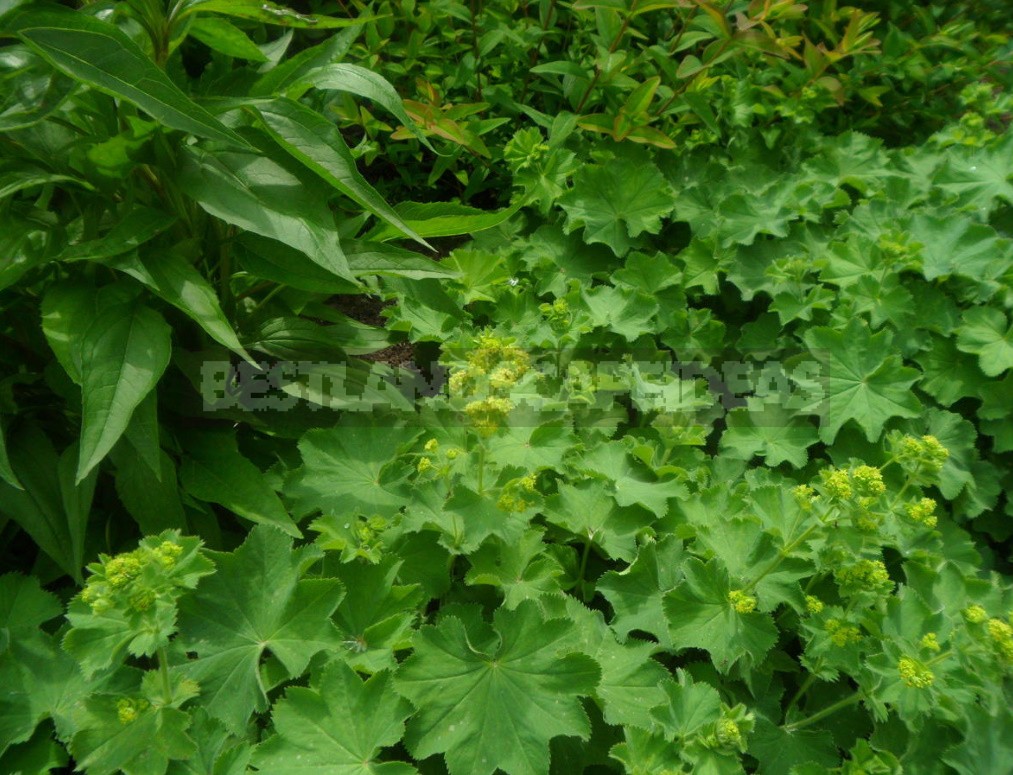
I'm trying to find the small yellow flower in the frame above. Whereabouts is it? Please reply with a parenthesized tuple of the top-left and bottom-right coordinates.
(424, 438, 439, 453)
(852, 465, 885, 496)
(821, 468, 852, 499)
(805, 595, 824, 615)
(898, 657, 934, 689)
(963, 604, 987, 624)
(716, 718, 741, 747)
(728, 590, 757, 614)
(826, 618, 862, 647)
(920, 632, 940, 652)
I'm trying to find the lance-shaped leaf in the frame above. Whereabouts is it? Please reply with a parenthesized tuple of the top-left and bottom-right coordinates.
(179, 429, 299, 537)
(394, 600, 600, 775)
(253, 662, 416, 775)
(177, 527, 344, 731)
(179, 0, 373, 28)
(107, 248, 252, 363)
(73, 300, 172, 482)
(178, 145, 355, 284)
(795, 317, 921, 443)
(252, 98, 427, 247)
(295, 64, 435, 151)
(2, 5, 246, 147)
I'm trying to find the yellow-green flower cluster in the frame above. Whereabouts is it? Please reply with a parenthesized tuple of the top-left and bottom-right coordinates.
(715, 718, 741, 748)
(820, 468, 852, 499)
(496, 474, 539, 513)
(792, 484, 817, 510)
(826, 619, 862, 647)
(920, 632, 941, 653)
(416, 438, 464, 476)
(834, 559, 893, 597)
(464, 396, 515, 436)
(728, 590, 757, 614)
(449, 333, 531, 435)
(852, 465, 885, 496)
(893, 434, 949, 475)
(905, 497, 938, 528)
(539, 297, 571, 332)
(116, 697, 149, 724)
(805, 595, 825, 615)
(987, 618, 1013, 664)
(963, 604, 987, 624)
(898, 657, 934, 689)
(80, 539, 185, 614)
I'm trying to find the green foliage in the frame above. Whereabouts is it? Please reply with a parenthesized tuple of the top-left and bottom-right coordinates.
(2, 0, 1012, 773)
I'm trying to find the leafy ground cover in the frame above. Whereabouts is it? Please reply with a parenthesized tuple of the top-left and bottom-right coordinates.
(1, 0, 1012, 773)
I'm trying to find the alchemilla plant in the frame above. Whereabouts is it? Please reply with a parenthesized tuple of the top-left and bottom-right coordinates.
(1, 0, 1012, 773)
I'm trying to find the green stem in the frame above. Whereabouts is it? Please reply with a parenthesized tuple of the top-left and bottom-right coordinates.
(157, 647, 172, 705)
(575, 14, 630, 113)
(744, 507, 837, 593)
(477, 443, 487, 495)
(783, 671, 818, 721)
(577, 535, 593, 600)
(783, 691, 862, 733)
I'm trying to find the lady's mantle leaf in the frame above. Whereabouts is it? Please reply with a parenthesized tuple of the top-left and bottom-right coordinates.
(956, 307, 1013, 377)
(177, 526, 344, 731)
(70, 698, 195, 775)
(394, 600, 600, 775)
(795, 318, 921, 443)
(663, 557, 777, 672)
(558, 153, 673, 256)
(253, 662, 416, 775)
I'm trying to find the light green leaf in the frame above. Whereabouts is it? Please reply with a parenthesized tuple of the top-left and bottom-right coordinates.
(181, 0, 372, 28)
(70, 697, 195, 775)
(187, 16, 267, 61)
(543, 479, 645, 562)
(559, 154, 674, 255)
(796, 318, 922, 443)
(253, 98, 427, 246)
(329, 559, 425, 673)
(720, 399, 819, 468)
(3, 5, 247, 146)
(597, 536, 685, 647)
(180, 430, 299, 537)
(295, 63, 435, 151)
(253, 662, 416, 775)
(177, 526, 344, 731)
(650, 671, 722, 741)
(108, 248, 251, 362)
(289, 421, 419, 519)
(464, 529, 565, 609)
(956, 307, 1013, 377)
(74, 300, 172, 482)
(178, 145, 355, 283)
(367, 201, 521, 242)
(664, 557, 778, 671)
(394, 600, 600, 775)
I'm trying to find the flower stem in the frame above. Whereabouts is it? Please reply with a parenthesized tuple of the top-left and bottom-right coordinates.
(783, 691, 862, 733)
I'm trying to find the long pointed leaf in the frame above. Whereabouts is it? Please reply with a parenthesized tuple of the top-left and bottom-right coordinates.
(178, 145, 356, 284)
(74, 301, 172, 482)
(253, 98, 429, 248)
(294, 63, 437, 152)
(2, 5, 248, 146)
